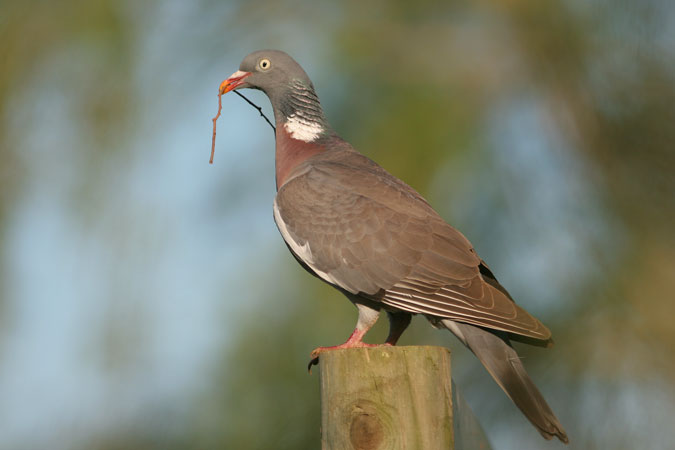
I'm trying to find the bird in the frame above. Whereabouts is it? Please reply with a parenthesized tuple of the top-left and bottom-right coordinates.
(218, 49, 568, 443)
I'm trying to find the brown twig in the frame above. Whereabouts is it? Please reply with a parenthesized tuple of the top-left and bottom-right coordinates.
(210, 90, 223, 164)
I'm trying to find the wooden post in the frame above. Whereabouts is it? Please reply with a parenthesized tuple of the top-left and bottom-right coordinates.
(319, 346, 453, 450)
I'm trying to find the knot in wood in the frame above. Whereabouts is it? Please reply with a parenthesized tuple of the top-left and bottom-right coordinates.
(349, 411, 384, 450)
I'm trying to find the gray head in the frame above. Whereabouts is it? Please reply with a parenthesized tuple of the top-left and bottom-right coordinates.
(219, 50, 330, 141)
(220, 50, 313, 97)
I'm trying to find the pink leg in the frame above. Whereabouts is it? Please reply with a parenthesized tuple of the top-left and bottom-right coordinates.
(308, 302, 381, 371)
(309, 326, 380, 360)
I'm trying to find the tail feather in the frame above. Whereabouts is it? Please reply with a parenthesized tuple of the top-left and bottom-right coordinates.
(442, 319, 569, 444)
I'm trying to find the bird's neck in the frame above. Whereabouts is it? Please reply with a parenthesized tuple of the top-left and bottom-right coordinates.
(272, 79, 330, 143)
(273, 79, 331, 190)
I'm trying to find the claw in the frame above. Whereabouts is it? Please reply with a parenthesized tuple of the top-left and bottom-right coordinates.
(308, 356, 320, 373)
(307, 347, 327, 374)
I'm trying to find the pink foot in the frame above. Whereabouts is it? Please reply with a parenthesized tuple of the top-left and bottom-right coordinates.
(307, 328, 392, 372)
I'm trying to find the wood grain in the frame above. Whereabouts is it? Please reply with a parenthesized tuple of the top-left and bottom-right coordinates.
(319, 346, 453, 450)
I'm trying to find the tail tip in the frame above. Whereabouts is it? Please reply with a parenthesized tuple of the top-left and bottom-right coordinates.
(541, 426, 569, 444)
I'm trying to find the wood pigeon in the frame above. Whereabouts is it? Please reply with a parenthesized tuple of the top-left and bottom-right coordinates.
(218, 49, 568, 443)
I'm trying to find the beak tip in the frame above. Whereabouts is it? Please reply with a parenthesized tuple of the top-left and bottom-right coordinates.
(218, 71, 251, 96)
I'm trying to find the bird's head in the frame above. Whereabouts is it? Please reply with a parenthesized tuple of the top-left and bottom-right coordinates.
(219, 49, 313, 99)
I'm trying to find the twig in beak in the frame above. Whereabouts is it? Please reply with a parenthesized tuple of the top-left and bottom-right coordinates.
(210, 89, 223, 164)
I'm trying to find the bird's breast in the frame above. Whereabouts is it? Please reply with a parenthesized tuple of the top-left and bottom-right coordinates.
(275, 125, 325, 190)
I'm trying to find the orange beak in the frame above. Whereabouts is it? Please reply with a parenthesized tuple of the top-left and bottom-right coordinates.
(219, 70, 252, 94)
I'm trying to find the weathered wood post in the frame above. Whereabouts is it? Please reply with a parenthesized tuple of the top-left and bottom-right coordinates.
(319, 346, 453, 450)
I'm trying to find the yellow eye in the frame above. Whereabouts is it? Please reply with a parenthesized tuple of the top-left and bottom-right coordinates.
(259, 58, 271, 70)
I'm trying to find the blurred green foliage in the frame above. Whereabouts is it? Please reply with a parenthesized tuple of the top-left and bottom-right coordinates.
(1, 0, 674, 449)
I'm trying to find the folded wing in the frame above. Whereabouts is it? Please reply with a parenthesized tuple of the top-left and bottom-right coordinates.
(274, 151, 550, 340)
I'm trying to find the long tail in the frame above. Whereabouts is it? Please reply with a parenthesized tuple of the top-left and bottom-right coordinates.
(442, 319, 569, 443)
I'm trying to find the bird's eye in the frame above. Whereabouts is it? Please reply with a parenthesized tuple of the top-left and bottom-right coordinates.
(259, 58, 271, 70)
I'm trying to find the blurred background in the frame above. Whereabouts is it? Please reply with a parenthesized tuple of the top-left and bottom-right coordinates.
(1, 1, 674, 449)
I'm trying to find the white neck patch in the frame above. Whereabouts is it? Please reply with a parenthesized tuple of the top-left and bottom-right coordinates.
(284, 115, 323, 142)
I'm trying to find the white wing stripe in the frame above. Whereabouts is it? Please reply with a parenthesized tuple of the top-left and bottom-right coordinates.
(273, 199, 352, 292)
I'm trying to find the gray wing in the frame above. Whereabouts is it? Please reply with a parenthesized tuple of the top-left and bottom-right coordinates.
(274, 152, 551, 340)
